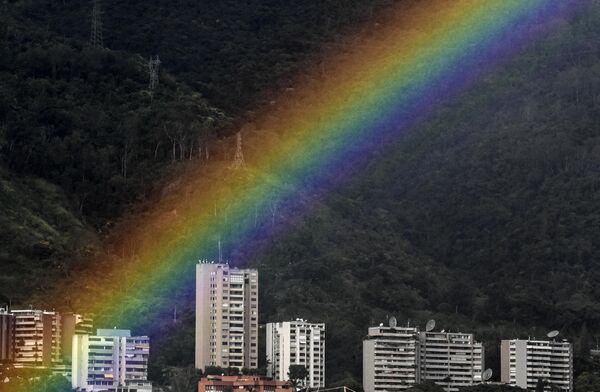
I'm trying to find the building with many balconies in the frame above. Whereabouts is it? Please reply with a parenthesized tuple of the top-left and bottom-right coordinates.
(363, 326, 421, 392)
(11, 309, 61, 368)
(72, 328, 151, 392)
(500, 339, 572, 392)
(195, 262, 259, 371)
(419, 331, 484, 392)
(363, 323, 486, 392)
(266, 319, 325, 387)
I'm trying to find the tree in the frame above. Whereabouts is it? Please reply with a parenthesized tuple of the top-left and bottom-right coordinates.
(575, 373, 600, 392)
(167, 366, 203, 392)
(287, 365, 309, 391)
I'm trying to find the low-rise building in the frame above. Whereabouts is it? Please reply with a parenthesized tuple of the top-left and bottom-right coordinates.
(72, 329, 151, 392)
(198, 375, 292, 392)
(501, 339, 572, 392)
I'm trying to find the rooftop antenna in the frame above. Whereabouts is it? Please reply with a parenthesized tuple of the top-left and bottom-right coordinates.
(482, 368, 493, 382)
(90, 0, 103, 48)
(218, 235, 222, 263)
(426, 319, 436, 332)
(231, 132, 245, 169)
(389, 316, 397, 328)
(148, 56, 161, 91)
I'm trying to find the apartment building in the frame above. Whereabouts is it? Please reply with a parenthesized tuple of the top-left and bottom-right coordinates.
(419, 332, 484, 392)
(72, 329, 151, 392)
(501, 339, 573, 392)
(266, 319, 325, 387)
(11, 309, 61, 368)
(195, 262, 259, 370)
(0, 308, 15, 361)
(363, 326, 421, 392)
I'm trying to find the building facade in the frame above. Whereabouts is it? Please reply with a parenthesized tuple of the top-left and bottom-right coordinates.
(419, 332, 484, 392)
(364, 325, 486, 392)
(61, 312, 94, 362)
(501, 339, 573, 392)
(198, 375, 292, 392)
(195, 262, 259, 371)
(266, 319, 325, 387)
(72, 329, 151, 392)
(0, 308, 15, 361)
(363, 326, 421, 392)
(11, 309, 61, 368)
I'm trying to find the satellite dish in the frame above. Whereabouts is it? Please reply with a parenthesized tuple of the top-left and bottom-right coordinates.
(547, 330, 560, 338)
(483, 368, 493, 382)
(426, 319, 436, 332)
(389, 316, 397, 328)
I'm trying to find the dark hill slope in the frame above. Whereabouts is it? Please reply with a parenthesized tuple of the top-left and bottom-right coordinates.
(0, 165, 95, 301)
(243, 3, 600, 386)
(13, 0, 389, 111)
(1, 0, 600, 389)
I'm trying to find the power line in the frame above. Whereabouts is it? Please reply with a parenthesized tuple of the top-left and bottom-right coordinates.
(148, 55, 161, 91)
(90, 0, 103, 48)
(231, 132, 246, 169)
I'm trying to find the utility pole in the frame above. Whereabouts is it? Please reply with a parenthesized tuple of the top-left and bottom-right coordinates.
(231, 132, 246, 169)
(90, 0, 103, 48)
(148, 55, 161, 91)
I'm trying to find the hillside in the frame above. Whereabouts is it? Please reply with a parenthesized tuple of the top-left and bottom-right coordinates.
(1, 0, 600, 390)
(0, 165, 94, 302)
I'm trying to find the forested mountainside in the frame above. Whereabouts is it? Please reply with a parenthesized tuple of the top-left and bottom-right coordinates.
(1, 0, 600, 390)
(13, 0, 389, 111)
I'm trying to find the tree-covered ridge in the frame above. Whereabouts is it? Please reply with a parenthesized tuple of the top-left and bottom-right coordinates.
(0, 0, 600, 390)
(12, 0, 390, 112)
(0, 8, 226, 223)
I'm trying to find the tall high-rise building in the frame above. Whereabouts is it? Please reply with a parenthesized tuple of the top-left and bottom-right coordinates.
(72, 329, 151, 392)
(195, 262, 259, 370)
(501, 339, 573, 392)
(419, 332, 484, 392)
(266, 319, 325, 387)
(0, 308, 15, 361)
(363, 326, 421, 392)
(11, 309, 61, 368)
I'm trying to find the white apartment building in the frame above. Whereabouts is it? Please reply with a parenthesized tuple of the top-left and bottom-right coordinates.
(501, 339, 573, 392)
(363, 326, 421, 392)
(266, 319, 325, 387)
(11, 309, 62, 368)
(72, 329, 151, 392)
(419, 332, 484, 392)
(195, 261, 259, 370)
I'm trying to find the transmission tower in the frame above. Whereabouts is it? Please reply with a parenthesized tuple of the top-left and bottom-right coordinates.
(90, 0, 103, 48)
(231, 132, 245, 169)
(148, 56, 161, 91)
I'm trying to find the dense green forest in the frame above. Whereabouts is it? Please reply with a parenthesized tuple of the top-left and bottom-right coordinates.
(1, 0, 600, 391)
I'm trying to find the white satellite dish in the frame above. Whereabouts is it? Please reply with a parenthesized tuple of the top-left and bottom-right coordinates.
(389, 316, 397, 328)
(426, 319, 436, 332)
(483, 368, 493, 382)
(547, 330, 560, 339)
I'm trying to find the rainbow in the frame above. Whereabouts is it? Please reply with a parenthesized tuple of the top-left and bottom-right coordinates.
(48, 0, 580, 332)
